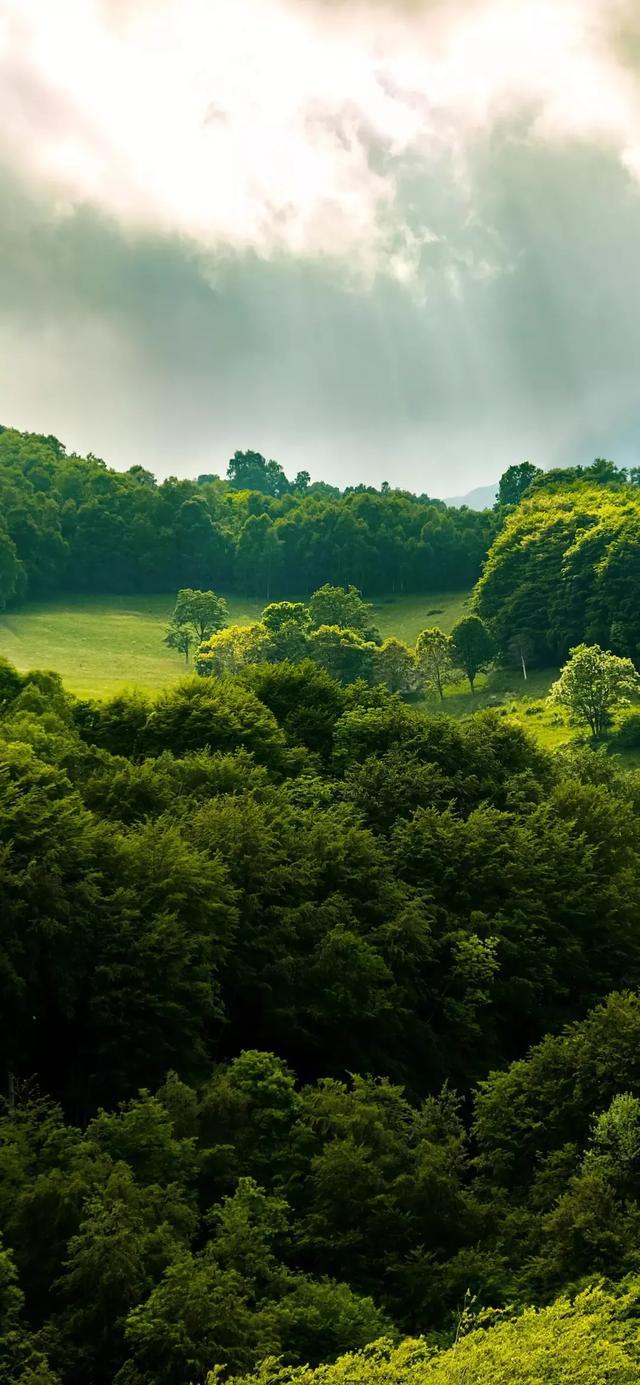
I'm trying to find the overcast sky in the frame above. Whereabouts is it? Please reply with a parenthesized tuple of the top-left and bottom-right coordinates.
(1, 0, 640, 493)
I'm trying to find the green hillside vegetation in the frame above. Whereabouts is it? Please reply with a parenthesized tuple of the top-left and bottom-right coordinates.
(0, 425, 496, 608)
(232, 1287, 640, 1385)
(476, 478, 640, 664)
(0, 591, 471, 698)
(4, 656, 640, 1379)
(6, 439, 640, 1379)
(2, 592, 639, 760)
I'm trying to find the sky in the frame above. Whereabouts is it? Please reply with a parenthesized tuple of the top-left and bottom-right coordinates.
(1, 0, 640, 494)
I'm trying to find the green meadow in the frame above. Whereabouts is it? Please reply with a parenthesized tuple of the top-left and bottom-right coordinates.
(1, 589, 636, 760)
(0, 590, 471, 700)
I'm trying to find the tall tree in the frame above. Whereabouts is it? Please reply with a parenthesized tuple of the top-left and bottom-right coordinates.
(309, 586, 379, 641)
(168, 589, 229, 646)
(451, 614, 494, 693)
(415, 627, 455, 702)
(497, 461, 543, 508)
(374, 638, 419, 694)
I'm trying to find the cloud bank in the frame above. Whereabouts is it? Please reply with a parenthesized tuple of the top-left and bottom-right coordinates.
(1, 0, 640, 489)
(2, 0, 640, 275)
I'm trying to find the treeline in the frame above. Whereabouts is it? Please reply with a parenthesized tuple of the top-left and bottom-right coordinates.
(0, 427, 496, 607)
(4, 420, 640, 677)
(4, 655, 640, 1379)
(162, 585, 493, 698)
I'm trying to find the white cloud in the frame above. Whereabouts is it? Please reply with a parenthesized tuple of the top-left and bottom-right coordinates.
(0, 0, 639, 277)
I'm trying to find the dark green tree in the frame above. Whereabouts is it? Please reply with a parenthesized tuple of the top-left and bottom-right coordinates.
(168, 589, 228, 647)
(497, 462, 543, 508)
(451, 614, 494, 693)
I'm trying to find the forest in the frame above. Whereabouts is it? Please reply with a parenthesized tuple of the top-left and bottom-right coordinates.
(4, 437, 640, 1381)
(0, 428, 495, 606)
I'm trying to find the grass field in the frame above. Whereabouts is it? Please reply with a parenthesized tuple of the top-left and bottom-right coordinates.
(1, 591, 637, 763)
(0, 590, 472, 699)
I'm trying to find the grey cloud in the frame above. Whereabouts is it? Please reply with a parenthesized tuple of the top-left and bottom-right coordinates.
(2, 69, 640, 492)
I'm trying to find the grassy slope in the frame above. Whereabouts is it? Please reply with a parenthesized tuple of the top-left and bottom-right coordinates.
(419, 665, 572, 750)
(1, 591, 637, 764)
(0, 590, 471, 699)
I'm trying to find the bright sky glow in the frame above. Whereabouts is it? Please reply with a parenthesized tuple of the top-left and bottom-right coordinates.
(2, 0, 640, 277)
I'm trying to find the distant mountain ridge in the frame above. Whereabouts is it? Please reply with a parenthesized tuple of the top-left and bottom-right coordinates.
(444, 482, 498, 510)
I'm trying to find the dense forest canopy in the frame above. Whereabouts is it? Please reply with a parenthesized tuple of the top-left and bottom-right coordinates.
(476, 473, 640, 665)
(0, 427, 496, 606)
(4, 430, 640, 1379)
(4, 652, 640, 1380)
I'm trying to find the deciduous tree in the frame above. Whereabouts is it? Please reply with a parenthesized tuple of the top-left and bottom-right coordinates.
(548, 644, 640, 737)
(415, 627, 455, 702)
(451, 614, 494, 693)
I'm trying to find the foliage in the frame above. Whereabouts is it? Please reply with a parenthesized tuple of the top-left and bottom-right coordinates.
(307, 626, 377, 685)
(196, 624, 272, 677)
(548, 644, 640, 737)
(169, 590, 229, 644)
(230, 1287, 640, 1385)
(415, 628, 455, 701)
(373, 638, 420, 694)
(475, 482, 640, 663)
(450, 615, 494, 693)
(4, 643, 640, 1379)
(308, 587, 380, 642)
(0, 426, 496, 604)
(496, 461, 543, 508)
(164, 625, 194, 666)
(262, 603, 310, 635)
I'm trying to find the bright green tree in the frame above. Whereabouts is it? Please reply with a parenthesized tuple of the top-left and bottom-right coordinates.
(415, 627, 455, 702)
(309, 586, 379, 642)
(374, 638, 419, 694)
(227, 1285, 640, 1385)
(262, 602, 310, 634)
(308, 626, 376, 685)
(548, 644, 640, 737)
(196, 623, 271, 677)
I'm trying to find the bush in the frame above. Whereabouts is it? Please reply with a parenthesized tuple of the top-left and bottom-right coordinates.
(611, 713, 640, 749)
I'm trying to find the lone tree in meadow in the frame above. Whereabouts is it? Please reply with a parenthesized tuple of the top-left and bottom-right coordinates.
(548, 643, 640, 738)
(165, 588, 229, 663)
(415, 627, 456, 702)
(451, 614, 494, 693)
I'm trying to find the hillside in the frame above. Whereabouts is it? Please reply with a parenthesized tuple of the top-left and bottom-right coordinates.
(0, 590, 471, 698)
(4, 651, 640, 1380)
(0, 425, 496, 608)
(476, 479, 640, 662)
(4, 442, 640, 1382)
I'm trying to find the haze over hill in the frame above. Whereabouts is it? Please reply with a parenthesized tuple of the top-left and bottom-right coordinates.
(444, 482, 498, 510)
